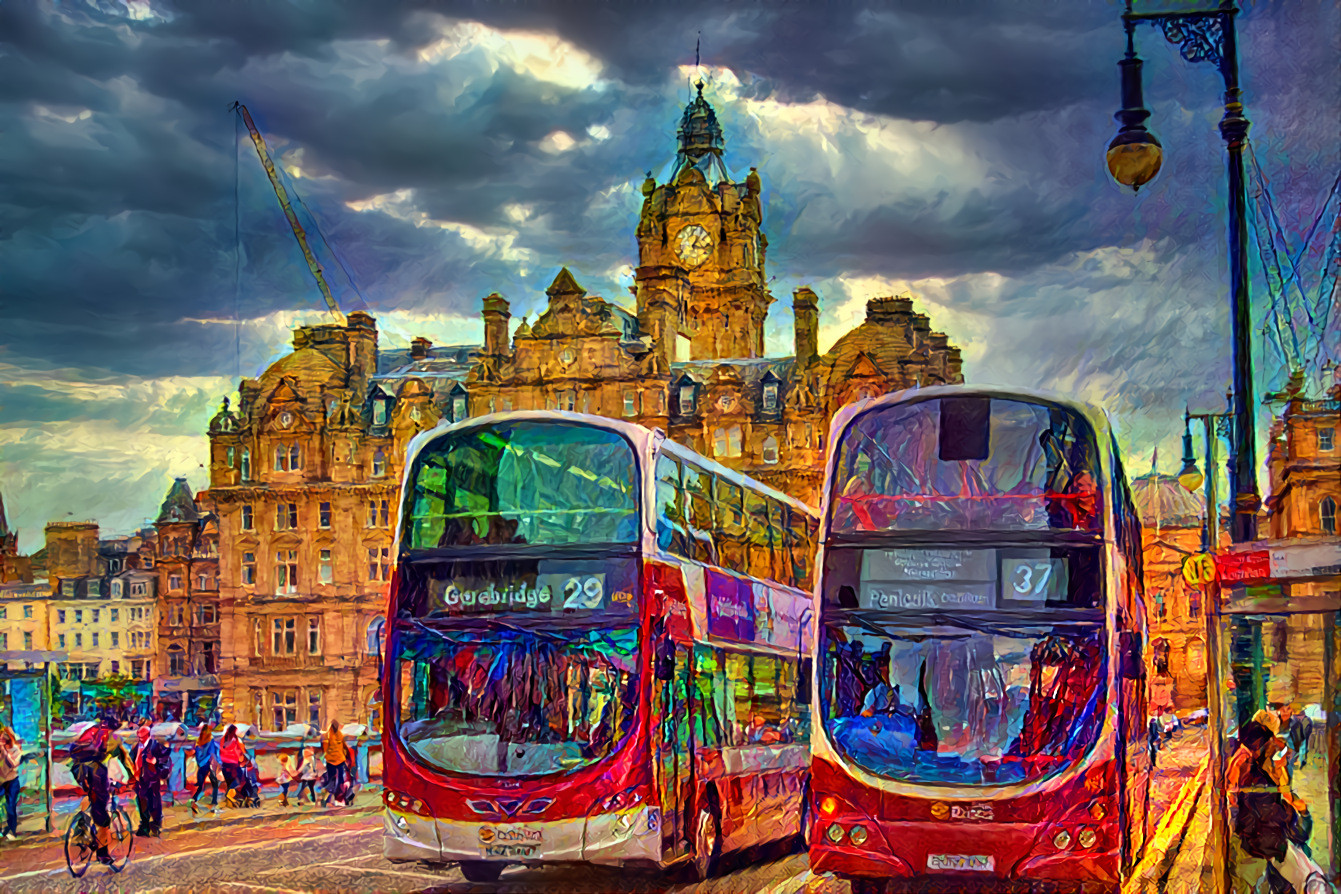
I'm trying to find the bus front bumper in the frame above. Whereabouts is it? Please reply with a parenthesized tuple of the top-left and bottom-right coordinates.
(383, 806, 662, 866)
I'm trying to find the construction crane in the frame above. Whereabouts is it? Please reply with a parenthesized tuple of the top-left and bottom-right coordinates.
(231, 101, 345, 325)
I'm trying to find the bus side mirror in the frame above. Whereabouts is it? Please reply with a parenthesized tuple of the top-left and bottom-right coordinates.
(1118, 630, 1143, 679)
(654, 638, 675, 681)
(796, 657, 813, 705)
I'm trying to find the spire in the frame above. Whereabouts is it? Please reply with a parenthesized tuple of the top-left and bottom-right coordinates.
(670, 81, 731, 184)
(547, 267, 586, 297)
(156, 477, 200, 524)
(0, 490, 10, 539)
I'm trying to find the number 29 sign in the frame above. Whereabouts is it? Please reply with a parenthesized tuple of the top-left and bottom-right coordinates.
(1182, 553, 1217, 586)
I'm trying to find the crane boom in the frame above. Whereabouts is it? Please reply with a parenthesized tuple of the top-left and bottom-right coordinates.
(232, 102, 345, 325)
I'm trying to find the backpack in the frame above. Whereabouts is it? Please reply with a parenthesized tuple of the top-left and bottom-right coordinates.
(70, 726, 111, 763)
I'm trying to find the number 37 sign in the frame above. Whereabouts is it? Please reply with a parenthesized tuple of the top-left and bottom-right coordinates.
(1182, 553, 1217, 586)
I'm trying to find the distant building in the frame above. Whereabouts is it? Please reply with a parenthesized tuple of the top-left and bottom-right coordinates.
(1131, 473, 1214, 711)
(0, 492, 33, 584)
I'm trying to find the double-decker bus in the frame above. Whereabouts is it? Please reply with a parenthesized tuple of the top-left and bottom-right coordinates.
(808, 386, 1150, 893)
(381, 411, 819, 883)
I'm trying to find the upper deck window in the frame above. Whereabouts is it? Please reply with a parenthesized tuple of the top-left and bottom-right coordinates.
(830, 397, 1102, 536)
(405, 421, 638, 550)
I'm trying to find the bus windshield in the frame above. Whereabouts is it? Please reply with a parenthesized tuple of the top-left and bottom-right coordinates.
(404, 420, 639, 550)
(830, 396, 1102, 535)
(396, 622, 639, 778)
(821, 618, 1105, 787)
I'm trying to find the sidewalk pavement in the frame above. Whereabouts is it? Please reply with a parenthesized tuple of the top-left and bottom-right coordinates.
(2, 783, 382, 851)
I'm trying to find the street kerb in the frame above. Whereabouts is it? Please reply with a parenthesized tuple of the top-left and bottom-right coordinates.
(1122, 753, 1211, 894)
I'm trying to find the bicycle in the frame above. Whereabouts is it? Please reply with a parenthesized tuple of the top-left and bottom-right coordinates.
(64, 781, 134, 878)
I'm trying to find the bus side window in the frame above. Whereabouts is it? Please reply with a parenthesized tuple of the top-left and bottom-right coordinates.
(715, 478, 747, 572)
(682, 462, 717, 566)
(746, 492, 773, 582)
(655, 453, 687, 558)
(804, 517, 819, 591)
(768, 499, 790, 587)
(785, 508, 808, 591)
(692, 646, 725, 750)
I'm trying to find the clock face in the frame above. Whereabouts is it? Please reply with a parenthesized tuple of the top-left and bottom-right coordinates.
(279, 411, 293, 428)
(717, 393, 735, 412)
(675, 224, 714, 268)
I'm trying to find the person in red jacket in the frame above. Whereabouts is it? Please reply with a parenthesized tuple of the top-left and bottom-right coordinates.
(219, 725, 247, 808)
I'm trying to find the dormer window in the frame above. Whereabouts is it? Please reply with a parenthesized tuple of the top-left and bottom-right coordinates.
(373, 448, 387, 478)
(762, 435, 779, 464)
(240, 448, 251, 481)
(372, 394, 392, 426)
(448, 385, 468, 423)
(678, 383, 696, 414)
(762, 381, 779, 412)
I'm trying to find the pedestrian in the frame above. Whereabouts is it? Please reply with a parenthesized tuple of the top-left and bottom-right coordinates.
(188, 725, 220, 815)
(322, 720, 348, 807)
(130, 724, 170, 837)
(1281, 703, 1313, 775)
(297, 747, 320, 804)
(1232, 717, 1300, 893)
(219, 724, 246, 808)
(0, 726, 22, 840)
(276, 753, 295, 807)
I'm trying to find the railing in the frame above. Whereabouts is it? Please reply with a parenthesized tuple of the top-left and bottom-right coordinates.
(48, 723, 383, 799)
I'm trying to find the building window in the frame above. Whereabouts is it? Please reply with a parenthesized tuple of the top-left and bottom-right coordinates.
(1321, 496, 1337, 535)
(110, 608, 119, 623)
(169, 575, 182, 591)
(0, 633, 6, 650)
(0, 607, 5, 620)
(762, 382, 779, 412)
(111, 631, 119, 648)
(240, 448, 251, 481)
(62, 581, 75, 597)
(272, 617, 296, 655)
(171, 605, 184, 626)
(242, 552, 256, 586)
(23, 632, 32, 650)
(272, 689, 298, 731)
(58, 634, 66, 649)
(203, 641, 218, 674)
(274, 444, 285, 471)
(197, 574, 209, 590)
(111, 580, 123, 598)
(368, 547, 390, 582)
(319, 502, 331, 528)
(319, 549, 333, 584)
(1154, 591, 1166, 623)
(1319, 428, 1334, 452)
(74, 632, 83, 648)
(762, 435, 779, 464)
(275, 550, 299, 594)
(92, 609, 100, 623)
(308, 689, 323, 727)
(131, 582, 146, 597)
(253, 619, 263, 657)
(373, 448, 387, 478)
(308, 617, 321, 655)
(1152, 638, 1170, 676)
(1188, 589, 1201, 620)
(23, 605, 31, 619)
(712, 425, 743, 458)
(367, 500, 377, 528)
(92, 632, 99, 648)
(1271, 621, 1289, 662)
(58, 609, 66, 624)
(679, 383, 695, 414)
(75, 609, 83, 624)
(241, 504, 253, 530)
(194, 604, 217, 625)
(372, 399, 389, 426)
(623, 391, 637, 417)
(227, 446, 235, 467)
(451, 394, 467, 422)
(276, 502, 298, 530)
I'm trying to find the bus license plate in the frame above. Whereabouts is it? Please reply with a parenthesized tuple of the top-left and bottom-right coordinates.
(478, 824, 543, 859)
(927, 853, 995, 871)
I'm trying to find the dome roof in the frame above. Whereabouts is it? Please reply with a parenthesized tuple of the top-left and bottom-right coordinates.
(1131, 473, 1205, 528)
(259, 347, 344, 393)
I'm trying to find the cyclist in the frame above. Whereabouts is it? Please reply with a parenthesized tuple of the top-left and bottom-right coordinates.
(69, 713, 136, 865)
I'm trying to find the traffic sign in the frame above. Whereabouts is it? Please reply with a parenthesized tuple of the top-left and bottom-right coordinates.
(1182, 553, 1217, 586)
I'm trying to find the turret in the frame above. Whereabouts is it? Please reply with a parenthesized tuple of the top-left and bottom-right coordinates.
(482, 293, 511, 357)
(793, 288, 819, 366)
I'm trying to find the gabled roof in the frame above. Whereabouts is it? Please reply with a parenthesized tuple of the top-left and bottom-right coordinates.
(671, 357, 796, 386)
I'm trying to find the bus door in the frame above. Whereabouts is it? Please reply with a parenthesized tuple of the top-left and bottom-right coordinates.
(654, 644, 694, 861)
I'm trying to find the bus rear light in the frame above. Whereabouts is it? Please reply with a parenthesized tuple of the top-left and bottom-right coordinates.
(384, 790, 430, 817)
(466, 799, 498, 815)
(595, 788, 644, 812)
(1078, 829, 1097, 849)
(1053, 830, 1072, 850)
(819, 797, 838, 816)
(848, 825, 868, 846)
(521, 798, 554, 815)
(825, 823, 846, 844)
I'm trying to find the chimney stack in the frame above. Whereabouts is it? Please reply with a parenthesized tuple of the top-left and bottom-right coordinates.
(482, 293, 511, 357)
(793, 287, 819, 366)
(410, 337, 432, 361)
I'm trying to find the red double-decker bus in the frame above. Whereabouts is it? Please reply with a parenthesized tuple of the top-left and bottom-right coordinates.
(381, 412, 818, 883)
(808, 386, 1151, 893)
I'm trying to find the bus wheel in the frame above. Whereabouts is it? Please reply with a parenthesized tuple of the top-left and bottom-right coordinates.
(692, 804, 721, 881)
(458, 861, 504, 883)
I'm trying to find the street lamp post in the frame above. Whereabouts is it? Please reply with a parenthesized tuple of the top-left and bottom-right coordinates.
(1108, 0, 1261, 544)
(1178, 404, 1233, 894)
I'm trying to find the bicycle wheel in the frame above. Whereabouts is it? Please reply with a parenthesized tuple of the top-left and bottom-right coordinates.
(106, 807, 134, 873)
(64, 812, 94, 879)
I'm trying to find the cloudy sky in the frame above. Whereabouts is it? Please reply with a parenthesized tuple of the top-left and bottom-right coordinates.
(1, 0, 1337, 551)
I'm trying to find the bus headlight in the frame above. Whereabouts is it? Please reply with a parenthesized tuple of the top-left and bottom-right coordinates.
(1077, 829, 1097, 849)
(848, 825, 868, 846)
(826, 823, 845, 844)
(1053, 830, 1072, 850)
(819, 797, 837, 817)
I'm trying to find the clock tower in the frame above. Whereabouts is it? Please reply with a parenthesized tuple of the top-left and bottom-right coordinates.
(634, 81, 772, 362)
